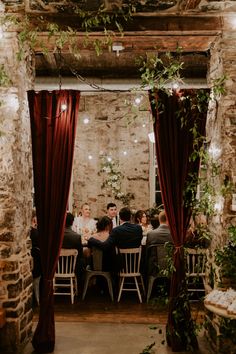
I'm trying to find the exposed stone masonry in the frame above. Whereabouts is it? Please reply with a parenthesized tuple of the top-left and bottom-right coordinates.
(0, 30, 34, 352)
(205, 31, 236, 354)
(73, 93, 151, 217)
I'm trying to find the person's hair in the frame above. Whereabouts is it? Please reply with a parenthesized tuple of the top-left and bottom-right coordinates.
(96, 216, 113, 233)
(119, 207, 131, 222)
(134, 210, 145, 224)
(106, 202, 117, 210)
(66, 212, 74, 227)
(159, 211, 167, 223)
(81, 203, 89, 209)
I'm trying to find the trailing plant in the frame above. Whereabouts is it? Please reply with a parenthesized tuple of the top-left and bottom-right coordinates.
(215, 225, 236, 283)
(0, 64, 11, 87)
(99, 156, 134, 206)
(1, 3, 136, 61)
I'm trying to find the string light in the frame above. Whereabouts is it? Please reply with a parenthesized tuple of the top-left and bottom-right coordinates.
(142, 123, 146, 128)
(134, 139, 138, 143)
(83, 117, 89, 124)
(88, 155, 93, 160)
(107, 156, 112, 162)
(61, 103, 67, 111)
(123, 151, 127, 156)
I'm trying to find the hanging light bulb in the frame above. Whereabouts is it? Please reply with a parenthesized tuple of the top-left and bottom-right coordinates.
(123, 151, 127, 156)
(134, 139, 138, 143)
(142, 123, 146, 128)
(61, 103, 67, 111)
(83, 116, 90, 124)
(107, 156, 112, 162)
(88, 155, 93, 160)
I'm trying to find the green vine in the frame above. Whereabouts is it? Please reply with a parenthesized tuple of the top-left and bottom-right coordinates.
(2, 4, 136, 61)
(0, 64, 12, 87)
(99, 156, 134, 206)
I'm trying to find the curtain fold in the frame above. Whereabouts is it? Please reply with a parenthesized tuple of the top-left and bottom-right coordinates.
(28, 90, 80, 353)
(149, 89, 208, 351)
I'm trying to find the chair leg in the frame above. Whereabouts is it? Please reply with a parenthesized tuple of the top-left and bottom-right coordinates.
(106, 276, 114, 302)
(146, 276, 155, 303)
(117, 277, 124, 302)
(134, 276, 142, 303)
(71, 277, 74, 304)
(82, 273, 91, 300)
(140, 275, 146, 296)
(75, 276, 78, 296)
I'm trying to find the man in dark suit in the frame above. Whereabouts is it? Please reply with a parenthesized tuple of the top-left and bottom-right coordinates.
(88, 207, 142, 278)
(106, 202, 119, 228)
(63, 212, 83, 277)
(88, 207, 142, 250)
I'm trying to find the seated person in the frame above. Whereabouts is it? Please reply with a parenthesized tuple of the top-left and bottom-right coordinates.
(87, 216, 113, 271)
(63, 212, 83, 275)
(88, 207, 143, 272)
(72, 203, 97, 239)
(135, 209, 153, 245)
(106, 202, 119, 228)
(146, 211, 173, 277)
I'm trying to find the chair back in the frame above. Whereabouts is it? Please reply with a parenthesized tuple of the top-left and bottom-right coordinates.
(55, 248, 78, 275)
(92, 248, 103, 271)
(117, 247, 142, 276)
(146, 243, 171, 277)
(185, 248, 207, 277)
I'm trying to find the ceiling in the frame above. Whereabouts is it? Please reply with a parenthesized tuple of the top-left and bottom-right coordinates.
(4, 1, 224, 83)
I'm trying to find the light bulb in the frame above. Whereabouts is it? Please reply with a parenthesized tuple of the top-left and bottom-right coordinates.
(172, 82, 179, 90)
(123, 151, 127, 156)
(61, 104, 67, 111)
(88, 155, 93, 160)
(83, 117, 89, 124)
(142, 124, 146, 128)
(107, 157, 112, 162)
(134, 139, 138, 143)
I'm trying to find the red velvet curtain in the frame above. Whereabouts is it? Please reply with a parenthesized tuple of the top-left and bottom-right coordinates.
(149, 89, 208, 351)
(27, 90, 80, 353)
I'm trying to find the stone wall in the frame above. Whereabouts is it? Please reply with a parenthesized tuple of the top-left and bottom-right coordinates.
(205, 31, 236, 353)
(72, 92, 152, 217)
(0, 27, 34, 352)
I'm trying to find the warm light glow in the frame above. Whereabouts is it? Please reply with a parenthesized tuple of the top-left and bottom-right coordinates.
(107, 156, 112, 162)
(61, 103, 67, 111)
(123, 151, 127, 156)
(214, 195, 224, 213)
(134, 139, 138, 143)
(209, 144, 221, 159)
(148, 132, 155, 143)
(172, 82, 180, 90)
(133, 96, 143, 106)
(0, 26, 3, 40)
(142, 124, 146, 128)
(88, 155, 93, 160)
(83, 116, 90, 124)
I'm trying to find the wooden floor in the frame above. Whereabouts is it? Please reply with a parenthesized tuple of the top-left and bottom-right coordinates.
(33, 284, 205, 325)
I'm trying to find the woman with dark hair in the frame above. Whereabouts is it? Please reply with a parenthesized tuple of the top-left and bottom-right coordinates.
(135, 210, 152, 234)
(85, 216, 113, 271)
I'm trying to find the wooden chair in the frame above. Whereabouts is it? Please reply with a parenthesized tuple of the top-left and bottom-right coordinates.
(53, 248, 78, 304)
(185, 248, 208, 295)
(82, 248, 114, 301)
(146, 243, 171, 302)
(116, 247, 145, 303)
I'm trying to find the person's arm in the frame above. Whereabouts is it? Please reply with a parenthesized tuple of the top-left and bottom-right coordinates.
(88, 230, 116, 250)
